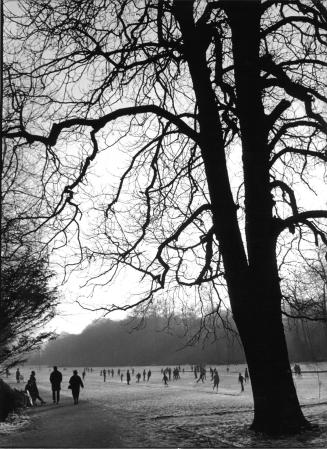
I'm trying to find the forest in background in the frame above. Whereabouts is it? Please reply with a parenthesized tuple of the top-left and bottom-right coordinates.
(29, 314, 327, 367)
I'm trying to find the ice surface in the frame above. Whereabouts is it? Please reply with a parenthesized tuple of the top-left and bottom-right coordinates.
(1, 362, 327, 447)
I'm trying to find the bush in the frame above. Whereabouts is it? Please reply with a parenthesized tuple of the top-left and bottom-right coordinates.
(0, 379, 25, 421)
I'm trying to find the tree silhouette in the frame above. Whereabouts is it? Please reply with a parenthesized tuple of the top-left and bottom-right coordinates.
(3, 0, 327, 434)
(1, 135, 58, 369)
(0, 252, 58, 369)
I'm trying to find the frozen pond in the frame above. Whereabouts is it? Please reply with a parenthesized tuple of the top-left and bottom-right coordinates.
(1, 363, 327, 447)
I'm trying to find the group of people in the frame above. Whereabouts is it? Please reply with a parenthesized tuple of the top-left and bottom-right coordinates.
(24, 367, 84, 406)
(21, 364, 250, 405)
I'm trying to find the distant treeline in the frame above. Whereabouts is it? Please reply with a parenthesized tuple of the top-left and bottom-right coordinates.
(30, 314, 327, 366)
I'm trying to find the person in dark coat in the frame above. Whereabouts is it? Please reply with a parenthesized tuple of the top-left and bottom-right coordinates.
(68, 370, 84, 404)
(213, 371, 220, 392)
(25, 371, 46, 405)
(238, 373, 245, 392)
(50, 366, 63, 404)
(126, 370, 131, 385)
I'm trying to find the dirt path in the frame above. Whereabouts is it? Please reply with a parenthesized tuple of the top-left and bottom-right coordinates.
(0, 397, 124, 448)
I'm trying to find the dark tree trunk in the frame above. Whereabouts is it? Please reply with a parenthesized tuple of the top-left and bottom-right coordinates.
(225, 1, 312, 434)
(173, 0, 312, 435)
(234, 297, 310, 434)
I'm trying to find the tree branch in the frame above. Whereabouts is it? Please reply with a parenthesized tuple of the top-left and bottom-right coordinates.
(270, 146, 327, 167)
(3, 105, 200, 147)
(278, 210, 327, 237)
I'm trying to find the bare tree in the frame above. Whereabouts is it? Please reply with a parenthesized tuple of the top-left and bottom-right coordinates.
(0, 137, 59, 370)
(0, 250, 58, 370)
(282, 246, 327, 322)
(2, 0, 327, 434)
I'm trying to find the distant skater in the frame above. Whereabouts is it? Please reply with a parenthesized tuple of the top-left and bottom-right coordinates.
(136, 372, 141, 383)
(294, 364, 302, 376)
(162, 373, 168, 386)
(197, 367, 206, 383)
(126, 370, 131, 385)
(244, 367, 249, 382)
(68, 370, 84, 405)
(50, 366, 63, 404)
(82, 370, 86, 380)
(120, 373, 124, 382)
(147, 370, 151, 382)
(103, 369, 106, 382)
(143, 369, 146, 381)
(238, 373, 245, 392)
(213, 371, 220, 392)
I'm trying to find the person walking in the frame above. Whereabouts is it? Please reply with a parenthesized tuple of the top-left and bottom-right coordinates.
(68, 370, 84, 405)
(213, 371, 220, 392)
(126, 370, 131, 385)
(50, 366, 63, 404)
(25, 371, 46, 405)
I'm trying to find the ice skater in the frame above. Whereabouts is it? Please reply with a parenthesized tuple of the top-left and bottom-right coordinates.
(196, 367, 206, 383)
(244, 367, 249, 382)
(162, 372, 168, 386)
(238, 372, 245, 392)
(213, 371, 220, 392)
(126, 370, 131, 385)
(68, 370, 84, 405)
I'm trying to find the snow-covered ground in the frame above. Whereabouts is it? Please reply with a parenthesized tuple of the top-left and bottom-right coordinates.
(1, 362, 327, 447)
